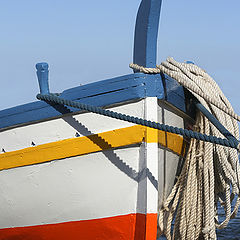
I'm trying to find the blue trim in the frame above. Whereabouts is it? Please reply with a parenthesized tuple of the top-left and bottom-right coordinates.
(163, 74, 186, 112)
(36, 63, 50, 94)
(0, 73, 165, 129)
(195, 102, 239, 146)
(0, 73, 187, 130)
(133, 0, 162, 69)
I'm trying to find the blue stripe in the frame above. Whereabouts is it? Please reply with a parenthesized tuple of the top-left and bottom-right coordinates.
(60, 73, 144, 100)
(0, 73, 186, 130)
(163, 74, 186, 112)
(133, 0, 162, 68)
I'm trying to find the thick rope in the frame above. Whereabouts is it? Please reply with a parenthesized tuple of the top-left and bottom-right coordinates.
(130, 59, 240, 123)
(131, 58, 240, 239)
(36, 93, 239, 151)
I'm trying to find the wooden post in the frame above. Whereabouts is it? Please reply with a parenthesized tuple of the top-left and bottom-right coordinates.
(133, 0, 162, 70)
(36, 62, 50, 94)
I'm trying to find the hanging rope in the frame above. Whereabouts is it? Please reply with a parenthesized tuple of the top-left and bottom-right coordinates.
(130, 58, 240, 122)
(131, 57, 240, 240)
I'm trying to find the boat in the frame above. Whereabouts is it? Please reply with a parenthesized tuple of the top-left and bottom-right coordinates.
(0, 0, 228, 239)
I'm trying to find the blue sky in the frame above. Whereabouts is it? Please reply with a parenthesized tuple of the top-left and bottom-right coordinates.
(0, 0, 239, 116)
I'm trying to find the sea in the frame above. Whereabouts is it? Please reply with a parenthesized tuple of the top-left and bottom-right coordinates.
(157, 207, 240, 240)
(216, 207, 240, 240)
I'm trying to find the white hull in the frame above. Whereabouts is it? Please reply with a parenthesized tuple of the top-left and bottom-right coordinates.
(0, 97, 187, 239)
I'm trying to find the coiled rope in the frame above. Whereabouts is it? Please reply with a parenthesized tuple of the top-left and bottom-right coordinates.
(130, 59, 240, 123)
(130, 57, 240, 240)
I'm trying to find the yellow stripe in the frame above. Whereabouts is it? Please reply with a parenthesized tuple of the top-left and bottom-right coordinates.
(0, 126, 185, 171)
(146, 127, 186, 155)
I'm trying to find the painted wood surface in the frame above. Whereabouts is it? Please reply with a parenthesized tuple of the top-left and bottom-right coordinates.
(0, 73, 163, 130)
(0, 72, 187, 131)
(0, 214, 157, 240)
(0, 146, 142, 228)
(157, 100, 186, 205)
(0, 97, 187, 240)
(133, 0, 162, 68)
(36, 62, 50, 95)
(0, 100, 144, 152)
(0, 125, 184, 171)
(143, 98, 159, 239)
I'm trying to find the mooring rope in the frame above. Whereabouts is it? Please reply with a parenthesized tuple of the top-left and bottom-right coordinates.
(130, 57, 240, 240)
(130, 58, 240, 123)
(36, 94, 239, 151)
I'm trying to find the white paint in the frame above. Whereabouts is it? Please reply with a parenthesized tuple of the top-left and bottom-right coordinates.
(0, 97, 187, 229)
(0, 100, 144, 152)
(144, 97, 159, 213)
(158, 148, 165, 208)
(158, 100, 185, 204)
(0, 146, 141, 228)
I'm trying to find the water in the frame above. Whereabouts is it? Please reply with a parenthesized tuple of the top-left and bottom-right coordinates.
(157, 207, 240, 239)
(217, 217, 240, 240)
(216, 207, 240, 240)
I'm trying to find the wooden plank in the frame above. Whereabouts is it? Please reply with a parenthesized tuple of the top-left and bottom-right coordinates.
(163, 74, 186, 112)
(0, 74, 165, 130)
(61, 73, 143, 99)
(133, 0, 162, 69)
(0, 125, 184, 171)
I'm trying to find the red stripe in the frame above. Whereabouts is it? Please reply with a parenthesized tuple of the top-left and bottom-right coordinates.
(0, 213, 157, 240)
